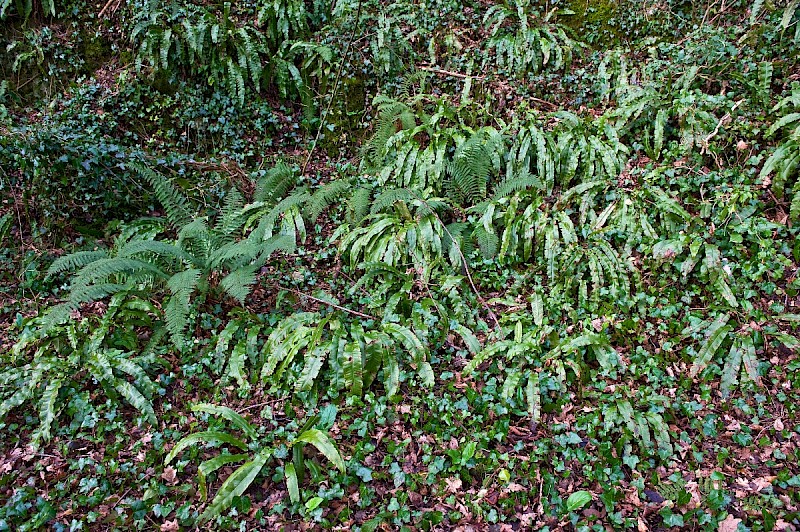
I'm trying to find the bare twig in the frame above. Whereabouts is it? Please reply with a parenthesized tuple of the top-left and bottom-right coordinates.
(416, 65, 485, 80)
(276, 285, 377, 320)
(98, 0, 122, 18)
(302, 0, 363, 175)
(701, 99, 743, 154)
(403, 190, 501, 330)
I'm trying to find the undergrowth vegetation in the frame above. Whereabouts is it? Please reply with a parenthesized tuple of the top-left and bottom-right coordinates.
(2, 0, 800, 530)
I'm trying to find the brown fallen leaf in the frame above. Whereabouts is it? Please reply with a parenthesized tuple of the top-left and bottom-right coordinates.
(161, 466, 178, 486)
(160, 520, 179, 531)
(718, 514, 741, 532)
(445, 477, 463, 493)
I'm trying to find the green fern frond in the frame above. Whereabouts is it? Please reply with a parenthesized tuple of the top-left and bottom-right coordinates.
(306, 180, 351, 222)
(371, 188, 415, 214)
(0, 213, 11, 246)
(215, 188, 246, 242)
(248, 191, 310, 241)
(118, 240, 193, 266)
(130, 162, 191, 228)
(474, 225, 499, 259)
(347, 187, 372, 223)
(72, 257, 169, 287)
(255, 162, 297, 204)
(48, 250, 109, 276)
(492, 169, 544, 200)
(220, 265, 258, 303)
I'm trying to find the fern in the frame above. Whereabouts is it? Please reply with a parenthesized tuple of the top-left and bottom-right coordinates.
(40, 164, 294, 349)
(259, 312, 434, 396)
(1, 295, 160, 447)
(446, 128, 504, 206)
(0, 213, 12, 245)
(364, 96, 417, 166)
(347, 187, 372, 223)
(761, 84, 800, 220)
(463, 312, 624, 421)
(338, 211, 445, 271)
(131, 2, 270, 107)
(366, 94, 491, 196)
(130, 162, 191, 227)
(482, 1, 582, 76)
(165, 403, 344, 524)
(305, 179, 352, 222)
(610, 77, 723, 160)
(683, 313, 799, 396)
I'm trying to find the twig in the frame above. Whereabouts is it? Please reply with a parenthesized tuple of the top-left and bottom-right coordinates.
(404, 190, 501, 330)
(701, 99, 743, 153)
(276, 285, 377, 320)
(302, 0, 363, 176)
(241, 398, 284, 412)
(526, 96, 558, 109)
(416, 65, 485, 80)
(98, 0, 121, 18)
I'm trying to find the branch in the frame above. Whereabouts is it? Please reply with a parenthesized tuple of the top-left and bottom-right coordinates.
(416, 65, 485, 80)
(276, 285, 377, 320)
(404, 190, 501, 331)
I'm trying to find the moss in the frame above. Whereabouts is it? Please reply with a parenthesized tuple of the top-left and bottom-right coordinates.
(318, 75, 368, 156)
(79, 32, 112, 75)
(150, 70, 178, 95)
(560, 0, 623, 46)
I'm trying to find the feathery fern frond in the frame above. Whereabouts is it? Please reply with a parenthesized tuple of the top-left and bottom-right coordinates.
(347, 187, 372, 224)
(48, 250, 110, 276)
(130, 162, 192, 228)
(254, 162, 297, 204)
(305, 180, 351, 222)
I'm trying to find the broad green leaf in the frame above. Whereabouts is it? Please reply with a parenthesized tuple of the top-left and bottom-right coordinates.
(526, 372, 541, 422)
(383, 323, 433, 386)
(114, 380, 157, 426)
(342, 340, 363, 396)
(689, 314, 731, 377)
(773, 332, 800, 350)
(192, 404, 257, 440)
(501, 369, 523, 401)
(227, 338, 249, 391)
(165, 431, 249, 464)
(198, 453, 249, 501)
(285, 463, 300, 504)
(305, 496, 324, 511)
(31, 379, 62, 446)
(715, 276, 738, 308)
(294, 428, 345, 473)
(198, 448, 271, 524)
(453, 324, 480, 354)
(566, 490, 593, 512)
(721, 340, 743, 398)
(741, 335, 761, 385)
(530, 292, 544, 326)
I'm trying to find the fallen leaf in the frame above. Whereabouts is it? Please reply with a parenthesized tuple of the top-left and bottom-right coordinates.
(718, 514, 741, 532)
(160, 520, 179, 531)
(161, 466, 178, 485)
(445, 477, 462, 493)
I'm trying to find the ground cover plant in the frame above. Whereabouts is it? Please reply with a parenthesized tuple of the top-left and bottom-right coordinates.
(2, 0, 800, 530)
